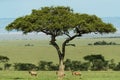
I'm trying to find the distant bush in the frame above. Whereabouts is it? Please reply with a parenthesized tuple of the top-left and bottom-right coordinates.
(36, 56, 120, 71)
(0, 67, 3, 70)
(64, 59, 90, 71)
(91, 60, 108, 71)
(14, 63, 37, 71)
(0, 55, 9, 63)
(38, 61, 58, 71)
(88, 41, 119, 45)
(38, 59, 90, 71)
(109, 59, 116, 70)
(113, 62, 120, 71)
(3, 54, 120, 71)
(79, 62, 90, 71)
(4, 63, 12, 70)
(25, 44, 34, 46)
(0, 55, 10, 70)
(84, 54, 109, 71)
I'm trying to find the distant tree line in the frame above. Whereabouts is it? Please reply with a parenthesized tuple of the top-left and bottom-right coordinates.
(1, 55, 120, 71)
(88, 41, 120, 45)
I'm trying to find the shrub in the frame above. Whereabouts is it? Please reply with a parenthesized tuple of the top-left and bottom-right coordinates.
(80, 62, 90, 71)
(64, 59, 72, 70)
(14, 63, 37, 71)
(38, 61, 58, 71)
(0, 55, 9, 63)
(113, 62, 120, 71)
(109, 59, 116, 70)
(0, 67, 3, 70)
(84, 54, 109, 71)
(91, 60, 108, 71)
(88, 41, 119, 45)
(64, 59, 90, 71)
(4, 63, 12, 70)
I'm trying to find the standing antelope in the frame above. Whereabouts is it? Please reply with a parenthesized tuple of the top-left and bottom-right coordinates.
(29, 70, 37, 76)
(71, 71, 82, 79)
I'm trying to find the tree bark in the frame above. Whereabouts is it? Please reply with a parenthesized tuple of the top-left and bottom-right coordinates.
(57, 59, 65, 80)
(50, 34, 81, 80)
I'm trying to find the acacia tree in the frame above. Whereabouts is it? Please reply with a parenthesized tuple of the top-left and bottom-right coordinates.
(6, 6, 116, 79)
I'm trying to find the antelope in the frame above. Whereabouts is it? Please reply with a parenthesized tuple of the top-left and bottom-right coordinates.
(29, 71, 37, 76)
(72, 71, 81, 76)
(72, 71, 82, 79)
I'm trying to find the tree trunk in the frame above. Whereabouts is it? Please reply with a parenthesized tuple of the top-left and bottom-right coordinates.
(50, 34, 80, 80)
(57, 59, 65, 80)
(50, 35, 65, 80)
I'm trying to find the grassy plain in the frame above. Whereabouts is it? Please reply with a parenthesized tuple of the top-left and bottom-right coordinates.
(0, 37, 120, 79)
(0, 71, 120, 80)
(0, 38, 120, 65)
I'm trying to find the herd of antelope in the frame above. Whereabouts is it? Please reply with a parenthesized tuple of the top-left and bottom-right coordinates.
(28, 70, 82, 79)
(55, 70, 82, 80)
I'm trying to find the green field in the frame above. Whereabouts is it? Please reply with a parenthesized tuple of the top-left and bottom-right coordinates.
(0, 71, 120, 80)
(0, 38, 120, 65)
(0, 37, 120, 79)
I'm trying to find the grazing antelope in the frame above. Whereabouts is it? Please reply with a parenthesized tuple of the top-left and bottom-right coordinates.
(72, 71, 81, 76)
(29, 71, 37, 76)
(71, 71, 82, 79)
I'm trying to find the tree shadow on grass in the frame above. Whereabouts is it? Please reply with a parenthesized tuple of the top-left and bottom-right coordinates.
(11, 77, 25, 80)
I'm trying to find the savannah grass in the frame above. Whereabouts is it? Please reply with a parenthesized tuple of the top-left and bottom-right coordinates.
(0, 71, 120, 80)
(0, 38, 120, 79)
(0, 38, 120, 64)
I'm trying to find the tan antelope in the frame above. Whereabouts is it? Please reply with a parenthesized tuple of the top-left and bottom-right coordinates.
(29, 70, 37, 76)
(72, 71, 81, 76)
(71, 71, 82, 79)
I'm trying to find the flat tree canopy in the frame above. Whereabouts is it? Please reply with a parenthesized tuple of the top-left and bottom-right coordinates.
(6, 6, 116, 35)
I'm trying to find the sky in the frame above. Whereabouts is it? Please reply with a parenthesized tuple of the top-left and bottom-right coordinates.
(0, 0, 120, 18)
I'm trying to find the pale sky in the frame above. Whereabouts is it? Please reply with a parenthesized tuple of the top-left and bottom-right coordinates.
(0, 0, 120, 18)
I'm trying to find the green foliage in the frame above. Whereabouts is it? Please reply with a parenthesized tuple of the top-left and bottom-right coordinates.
(64, 59, 90, 71)
(38, 61, 58, 71)
(0, 55, 10, 70)
(0, 55, 9, 63)
(80, 62, 90, 71)
(6, 6, 116, 35)
(14, 63, 37, 71)
(113, 62, 120, 71)
(91, 59, 108, 71)
(109, 59, 116, 70)
(90, 40, 118, 45)
(83, 54, 110, 70)
(4, 63, 12, 70)
(84, 54, 105, 62)
(71, 60, 81, 70)
(0, 67, 3, 70)
(64, 59, 72, 70)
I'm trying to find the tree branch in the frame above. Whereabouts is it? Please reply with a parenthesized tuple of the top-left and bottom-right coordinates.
(62, 34, 81, 58)
(64, 33, 71, 38)
(41, 29, 52, 35)
(50, 35, 63, 61)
